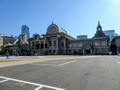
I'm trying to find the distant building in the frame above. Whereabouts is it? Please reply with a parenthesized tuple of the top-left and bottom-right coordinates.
(0, 37, 3, 46)
(103, 30, 118, 41)
(3, 35, 14, 45)
(14, 36, 19, 39)
(0, 34, 4, 46)
(19, 34, 28, 45)
(77, 35, 87, 39)
(0, 33, 4, 37)
(21, 25, 30, 40)
(6, 34, 28, 56)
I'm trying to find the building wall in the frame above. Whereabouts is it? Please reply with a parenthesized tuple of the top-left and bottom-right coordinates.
(0, 37, 3, 46)
(3, 36, 14, 45)
(68, 38, 109, 55)
(21, 25, 30, 40)
(7, 23, 110, 56)
(19, 34, 27, 44)
(8, 44, 29, 55)
(30, 35, 69, 55)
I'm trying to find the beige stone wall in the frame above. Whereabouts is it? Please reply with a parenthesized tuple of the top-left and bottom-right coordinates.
(30, 35, 68, 55)
(3, 36, 14, 45)
(68, 38, 109, 55)
(0, 37, 3, 46)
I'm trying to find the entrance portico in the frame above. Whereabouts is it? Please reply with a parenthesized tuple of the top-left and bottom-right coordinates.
(83, 49, 92, 55)
(83, 43, 92, 55)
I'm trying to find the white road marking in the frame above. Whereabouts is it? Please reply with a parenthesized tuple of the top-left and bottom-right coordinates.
(31, 63, 59, 66)
(43, 62, 60, 64)
(0, 76, 65, 90)
(34, 86, 43, 90)
(30, 60, 77, 67)
(0, 79, 9, 83)
(58, 60, 77, 66)
(117, 62, 120, 63)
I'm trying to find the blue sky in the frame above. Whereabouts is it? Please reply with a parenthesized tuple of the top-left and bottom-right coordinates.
(0, 0, 120, 38)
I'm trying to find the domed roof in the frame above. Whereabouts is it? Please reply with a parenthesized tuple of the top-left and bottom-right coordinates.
(58, 27, 67, 34)
(46, 22, 67, 34)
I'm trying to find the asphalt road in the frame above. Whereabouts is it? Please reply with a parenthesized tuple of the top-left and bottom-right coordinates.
(0, 56, 120, 90)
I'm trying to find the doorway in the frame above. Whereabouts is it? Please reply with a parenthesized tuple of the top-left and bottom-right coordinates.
(85, 49, 91, 55)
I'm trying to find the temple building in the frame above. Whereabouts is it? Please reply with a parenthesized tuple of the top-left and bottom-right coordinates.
(29, 22, 74, 55)
(28, 21, 109, 55)
(7, 21, 110, 55)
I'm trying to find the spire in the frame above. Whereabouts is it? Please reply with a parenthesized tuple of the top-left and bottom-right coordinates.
(93, 21, 106, 38)
(97, 21, 102, 31)
(98, 21, 100, 25)
(52, 20, 54, 24)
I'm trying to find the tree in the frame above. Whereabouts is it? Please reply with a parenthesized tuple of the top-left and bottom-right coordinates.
(0, 46, 7, 55)
(110, 44, 117, 55)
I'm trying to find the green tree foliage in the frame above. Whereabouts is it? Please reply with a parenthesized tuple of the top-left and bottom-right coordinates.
(0, 46, 7, 55)
(110, 44, 117, 55)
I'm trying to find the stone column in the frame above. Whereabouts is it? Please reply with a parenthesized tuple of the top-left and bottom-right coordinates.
(38, 41, 40, 55)
(39, 41, 41, 50)
(83, 49, 85, 55)
(56, 38, 58, 55)
(91, 49, 92, 55)
(56, 38, 58, 48)
(44, 40, 45, 49)
(52, 40, 54, 47)
(34, 41, 36, 50)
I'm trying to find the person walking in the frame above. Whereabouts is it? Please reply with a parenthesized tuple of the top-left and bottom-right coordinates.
(6, 52, 9, 59)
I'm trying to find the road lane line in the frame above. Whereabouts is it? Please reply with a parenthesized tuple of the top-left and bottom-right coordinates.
(42, 62, 60, 64)
(30, 60, 77, 67)
(30, 63, 59, 66)
(0, 76, 65, 90)
(58, 60, 77, 66)
(0, 79, 9, 83)
(34, 86, 43, 90)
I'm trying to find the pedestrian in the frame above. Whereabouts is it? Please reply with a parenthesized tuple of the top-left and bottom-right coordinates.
(6, 52, 9, 59)
(17, 53, 19, 56)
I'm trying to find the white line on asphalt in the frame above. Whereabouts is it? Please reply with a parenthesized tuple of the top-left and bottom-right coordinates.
(0, 79, 9, 83)
(58, 60, 77, 66)
(0, 76, 65, 90)
(34, 86, 43, 90)
(31, 60, 77, 67)
(43, 62, 60, 63)
(30, 63, 59, 66)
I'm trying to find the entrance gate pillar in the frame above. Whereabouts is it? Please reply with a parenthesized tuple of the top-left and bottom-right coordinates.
(91, 49, 92, 55)
(83, 49, 85, 55)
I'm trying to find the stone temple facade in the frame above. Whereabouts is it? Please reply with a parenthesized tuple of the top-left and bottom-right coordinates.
(7, 22, 110, 55)
(28, 22, 109, 55)
(29, 22, 74, 55)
